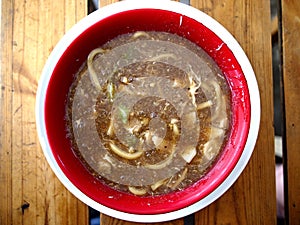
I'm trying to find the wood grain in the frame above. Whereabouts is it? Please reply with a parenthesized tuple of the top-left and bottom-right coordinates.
(280, 0, 300, 224)
(95, 0, 183, 225)
(98, 0, 119, 8)
(0, 0, 89, 224)
(100, 214, 184, 225)
(0, 1, 14, 224)
(191, 0, 277, 224)
(95, 1, 184, 224)
(0, 0, 278, 224)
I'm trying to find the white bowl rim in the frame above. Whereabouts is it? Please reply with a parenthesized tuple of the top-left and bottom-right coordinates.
(36, 0, 261, 222)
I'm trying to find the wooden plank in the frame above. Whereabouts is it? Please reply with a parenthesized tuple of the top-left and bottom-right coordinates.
(98, 0, 119, 8)
(280, 0, 300, 224)
(271, 15, 278, 36)
(0, 0, 89, 225)
(190, 0, 277, 224)
(101, 214, 184, 225)
(96, 0, 183, 224)
(0, 1, 14, 224)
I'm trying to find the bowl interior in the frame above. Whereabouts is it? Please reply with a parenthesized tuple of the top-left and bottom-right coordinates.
(44, 8, 250, 214)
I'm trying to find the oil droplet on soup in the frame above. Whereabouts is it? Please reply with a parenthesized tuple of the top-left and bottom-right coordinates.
(65, 31, 231, 196)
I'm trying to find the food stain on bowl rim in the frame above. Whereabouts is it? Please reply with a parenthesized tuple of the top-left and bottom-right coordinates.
(35, 0, 260, 223)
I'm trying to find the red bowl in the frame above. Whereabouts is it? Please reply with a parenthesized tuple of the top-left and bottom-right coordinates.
(36, 0, 260, 222)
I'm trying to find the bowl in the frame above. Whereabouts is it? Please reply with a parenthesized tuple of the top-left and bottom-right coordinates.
(36, 0, 260, 222)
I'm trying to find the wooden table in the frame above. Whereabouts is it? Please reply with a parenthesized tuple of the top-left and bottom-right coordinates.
(0, 0, 299, 224)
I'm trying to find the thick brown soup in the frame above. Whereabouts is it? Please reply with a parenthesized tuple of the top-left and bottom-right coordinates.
(66, 31, 231, 196)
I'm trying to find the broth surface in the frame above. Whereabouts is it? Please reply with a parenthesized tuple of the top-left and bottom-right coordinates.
(66, 31, 231, 196)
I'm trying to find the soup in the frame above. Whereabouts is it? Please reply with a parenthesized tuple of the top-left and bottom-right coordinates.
(66, 31, 231, 196)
